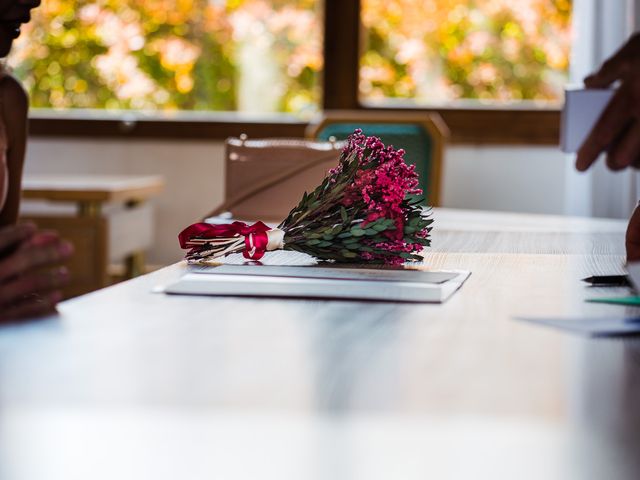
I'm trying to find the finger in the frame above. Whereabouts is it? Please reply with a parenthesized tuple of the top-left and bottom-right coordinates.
(21, 230, 61, 248)
(627, 205, 640, 262)
(585, 34, 640, 87)
(606, 121, 640, 170)
(0, 291, 62, 322)
(0, 266, 70, 306)
(0, 240, 73, 283)
(0, 222, 36, 254)
(576, 86, 634, 171)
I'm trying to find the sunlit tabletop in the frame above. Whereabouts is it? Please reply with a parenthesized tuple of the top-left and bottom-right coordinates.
(1, 208, 638, 480)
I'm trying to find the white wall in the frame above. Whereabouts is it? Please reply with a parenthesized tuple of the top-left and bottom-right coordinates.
(442, 146, 567, 215)
(23, 138, 226, 267)
(23, 138, 568, 266)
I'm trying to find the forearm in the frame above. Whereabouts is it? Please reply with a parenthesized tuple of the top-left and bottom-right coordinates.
(0, 75, 29, 227)
(0, 139, 25, 226)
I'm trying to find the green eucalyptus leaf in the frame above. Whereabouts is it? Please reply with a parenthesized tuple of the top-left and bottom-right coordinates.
(340, 206, 348, 223)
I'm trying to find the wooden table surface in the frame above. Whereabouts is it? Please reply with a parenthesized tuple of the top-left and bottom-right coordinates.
(1, 208, 639, 480)
(22, 174, 165, 203)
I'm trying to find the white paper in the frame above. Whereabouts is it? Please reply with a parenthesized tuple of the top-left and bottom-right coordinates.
(163, 269, 471, 303)
(189, 264, 459, 284)
(517, 315, 640, 336)
(627, 262, 640, 291)
(561, 87, 615, 153)
(195, 249, 317, 266)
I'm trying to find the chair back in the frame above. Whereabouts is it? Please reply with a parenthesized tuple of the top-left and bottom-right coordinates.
(306, 110, 449, 206)
(204, 136, 343, 222)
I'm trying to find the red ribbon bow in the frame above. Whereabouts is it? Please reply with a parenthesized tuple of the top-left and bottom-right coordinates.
(178, 221, 272, 260)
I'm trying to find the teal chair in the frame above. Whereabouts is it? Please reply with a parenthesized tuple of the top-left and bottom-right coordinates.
(306, 110, 449, 206)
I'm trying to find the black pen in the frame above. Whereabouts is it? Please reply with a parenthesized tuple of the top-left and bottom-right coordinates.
(582, 275, 631, 286)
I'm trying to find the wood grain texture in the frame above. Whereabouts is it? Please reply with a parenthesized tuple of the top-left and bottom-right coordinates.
(28, 113, 309, 141)
(22, 174, 165, 203)
(322, 0, 360, 110)
(1, 209, 638, 480)
(28, 108, 560, 145)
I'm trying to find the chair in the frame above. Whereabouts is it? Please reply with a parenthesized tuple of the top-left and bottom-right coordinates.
(203, 135, 343, 222)
(306, 110, 449, 206)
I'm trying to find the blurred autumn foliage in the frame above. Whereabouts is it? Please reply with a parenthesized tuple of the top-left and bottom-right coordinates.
(9, 0, 322, 113)
(361, 0, 572, 104)
(7, 0, 571, 113)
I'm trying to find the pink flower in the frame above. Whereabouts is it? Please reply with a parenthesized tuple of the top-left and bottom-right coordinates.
(337, 129, 429, 264)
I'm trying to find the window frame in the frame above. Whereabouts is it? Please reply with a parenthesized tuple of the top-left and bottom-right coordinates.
(27, 0, 561, 146)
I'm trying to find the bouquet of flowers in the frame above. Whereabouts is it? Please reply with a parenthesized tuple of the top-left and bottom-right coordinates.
(178, 129, 433, 265)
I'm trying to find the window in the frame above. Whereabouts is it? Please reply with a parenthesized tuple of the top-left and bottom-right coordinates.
(360, 0, 572, 106)
(11, 0, 573, 144)
(10, 0, 323, 117)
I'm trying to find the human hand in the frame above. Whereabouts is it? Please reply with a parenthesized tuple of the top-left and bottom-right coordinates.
(576, 33, 640, 172)
(0, 223, 73, 322)
(627, 204, 640, 263)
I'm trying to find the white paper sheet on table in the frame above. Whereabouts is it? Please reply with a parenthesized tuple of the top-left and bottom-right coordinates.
(627, 262, 640, 291)
(515, 260, 640, 336)
(516, 316, 640, 336)
(162, 252, 471, 303)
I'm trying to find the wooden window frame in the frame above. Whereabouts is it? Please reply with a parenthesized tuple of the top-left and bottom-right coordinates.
(28, 0, 560, 146)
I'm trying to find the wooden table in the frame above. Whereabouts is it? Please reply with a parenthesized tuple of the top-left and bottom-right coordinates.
(20, 174, 165, 297)
(1, 208, 639, 480)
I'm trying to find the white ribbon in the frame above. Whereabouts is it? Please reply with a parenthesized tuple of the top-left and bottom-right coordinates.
(266, 228, 285, 251)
